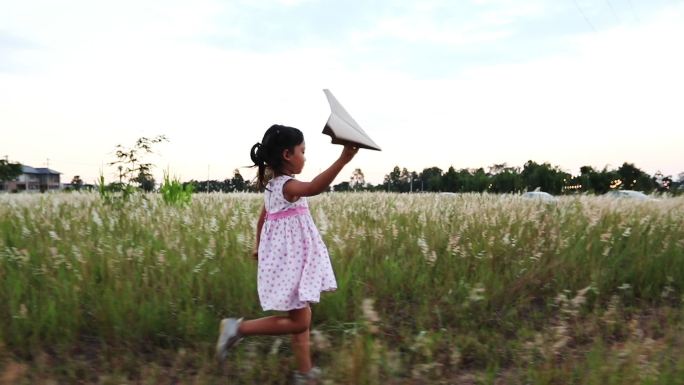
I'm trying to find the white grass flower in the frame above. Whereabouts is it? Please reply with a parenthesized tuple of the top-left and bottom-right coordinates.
(468, 284, 486, 302)
(601, 295, 621, 326)
(157, 250, 166, 265)
(618, 283, 631, 291)
(18, 304, 28, 319)
(600, 232, 612, 243)
(361, 298, 380, 334)
(602, 246, 611, 257)
(410, 331, 432, 357)
(426, 251, 438, 265)
(269, 337, 283, 355)
(71, 244, 85, 264)
(202, 245, 215, 260)
(208, 217, 218, 233)
(448, 234, 461, 255)
(91, 211, 102, 227)
(311, 329, 331, 351)
(316, 209, 329, 235)
(236, 233, 246, 248)
(571, 286, 592, 308)
(661, 280, 675, 299)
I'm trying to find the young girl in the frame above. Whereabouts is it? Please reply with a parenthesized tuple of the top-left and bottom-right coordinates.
(216, 124, 358, 383)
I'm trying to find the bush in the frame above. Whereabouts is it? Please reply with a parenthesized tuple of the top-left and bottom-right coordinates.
(160, 171, 194, 206)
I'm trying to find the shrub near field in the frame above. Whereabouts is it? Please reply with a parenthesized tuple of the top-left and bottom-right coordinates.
(0, 192, 683, 384)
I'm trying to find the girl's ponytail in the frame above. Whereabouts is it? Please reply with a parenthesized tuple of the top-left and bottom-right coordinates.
(250, 142, 267, 191)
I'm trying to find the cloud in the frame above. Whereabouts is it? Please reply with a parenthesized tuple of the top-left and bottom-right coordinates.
(1, 0, 682, 184)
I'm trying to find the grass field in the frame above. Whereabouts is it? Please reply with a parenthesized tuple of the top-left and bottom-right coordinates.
(1, 192, 683, 384)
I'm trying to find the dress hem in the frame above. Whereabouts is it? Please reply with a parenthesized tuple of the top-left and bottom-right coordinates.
(260, 287, 337, 312)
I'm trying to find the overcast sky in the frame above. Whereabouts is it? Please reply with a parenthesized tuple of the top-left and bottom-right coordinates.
(2, 0, 683, 185)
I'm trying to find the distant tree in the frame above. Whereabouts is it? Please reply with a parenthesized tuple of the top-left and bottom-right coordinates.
(398, 168, 412, 192)
(231, 169, 246, 192)
(617, 162, 642, 190)
(0, 160, 22, 182)
(132, 169, 156, 192)
(592, 167, 618, 194)
(384, 166, 402, 192)
(333, 181, 351, 192)
(576, 166, 595, 192)
(467, 168, 489, 193)
(109, 135, 168, 192)
(207, 180, 222, 192)
(409, 171, 419, 192)
(350, 168, 365, 191)
(420, 167, 443, 192)
(521, 160, 570, 195)
(442, 166, 458, 192)
(617, 162, 656, 192)
(489, 164, 523, 193)
(652, 171, 673, 192)
(674, 172, 684, 194)
(453, 168, 473, 192)
(487, 163, 508, 175)
(70, 175, 84, 190)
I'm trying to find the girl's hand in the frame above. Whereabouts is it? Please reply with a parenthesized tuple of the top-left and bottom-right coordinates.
(252, 249, 258, 260)
(340, 145, 359, 163)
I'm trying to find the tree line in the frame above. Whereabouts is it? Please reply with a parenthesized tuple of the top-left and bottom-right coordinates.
(332, 162, 680, 195)
(184, 161, 679, 195)
(2, 136, 679, 196)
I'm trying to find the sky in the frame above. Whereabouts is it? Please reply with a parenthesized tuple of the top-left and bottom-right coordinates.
(1, 0, 683, 186)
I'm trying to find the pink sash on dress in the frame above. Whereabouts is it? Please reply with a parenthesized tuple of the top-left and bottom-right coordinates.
(266, 206, 309, 221)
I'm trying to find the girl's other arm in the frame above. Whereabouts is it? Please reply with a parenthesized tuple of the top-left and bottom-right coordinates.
(284, 145, 358, 201)
(253, 204, 266, 259)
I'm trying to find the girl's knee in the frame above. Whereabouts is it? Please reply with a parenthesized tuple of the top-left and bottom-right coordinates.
(292, 328, 309, 342)
(292, 320, 310, 334)
(286, 305, 311, 334)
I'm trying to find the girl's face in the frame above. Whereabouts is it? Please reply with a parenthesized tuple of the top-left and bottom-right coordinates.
(283, 142, 306, 175)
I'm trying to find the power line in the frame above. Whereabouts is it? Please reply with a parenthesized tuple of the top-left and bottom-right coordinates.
(572, 0, 598, 32)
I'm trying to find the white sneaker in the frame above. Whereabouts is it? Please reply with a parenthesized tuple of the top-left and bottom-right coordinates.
(293, 366, 322, 385)
(215, 317, 243, 361)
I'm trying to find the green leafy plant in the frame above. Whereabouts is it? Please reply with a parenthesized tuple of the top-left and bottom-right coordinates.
(160, 171, 194, 206)
(96, 173, 110, 203)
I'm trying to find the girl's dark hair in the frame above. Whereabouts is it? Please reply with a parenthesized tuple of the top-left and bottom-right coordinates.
(250, 124, 304, 191)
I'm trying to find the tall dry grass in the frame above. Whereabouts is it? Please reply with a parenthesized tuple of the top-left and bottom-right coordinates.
(1, 192, 683, 384)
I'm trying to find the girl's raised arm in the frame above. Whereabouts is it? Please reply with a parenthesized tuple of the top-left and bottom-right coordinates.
(283, 145, 358, 202)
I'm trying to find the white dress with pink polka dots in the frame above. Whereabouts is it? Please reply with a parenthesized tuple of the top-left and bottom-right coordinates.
(257, 175, 337, 311)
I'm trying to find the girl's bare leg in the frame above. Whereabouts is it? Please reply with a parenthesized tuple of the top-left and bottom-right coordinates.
(236, 306, 313, 372)
(238, 305, 311, 336)
(291, 328, 312, 373)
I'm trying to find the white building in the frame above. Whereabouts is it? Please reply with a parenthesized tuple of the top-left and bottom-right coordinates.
(1, 165, 61, 193)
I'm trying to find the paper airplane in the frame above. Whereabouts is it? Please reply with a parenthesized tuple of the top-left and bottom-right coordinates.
(322, 89, 381, 151)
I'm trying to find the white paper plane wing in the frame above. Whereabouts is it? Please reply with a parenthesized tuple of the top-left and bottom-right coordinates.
(322, 89, 381, 151)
